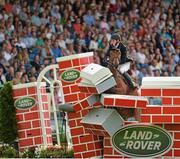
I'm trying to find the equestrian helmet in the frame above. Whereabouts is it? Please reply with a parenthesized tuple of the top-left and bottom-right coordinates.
(111, 33, 121, 40)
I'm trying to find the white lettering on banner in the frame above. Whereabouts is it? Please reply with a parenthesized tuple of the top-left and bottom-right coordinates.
(18, 99, 33, 107)
(125, 141, 161, 150)
(124, 131, 153, 140)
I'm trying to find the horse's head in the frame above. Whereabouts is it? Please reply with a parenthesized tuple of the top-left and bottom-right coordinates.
(109, 47, 121, 68)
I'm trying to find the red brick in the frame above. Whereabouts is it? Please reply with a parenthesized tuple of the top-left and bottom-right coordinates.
(76, 119, 81, 126)
(79, 86, 89, 93)
(73, 103, 82, 112)
(16, 108, 29, 113)
(59, 60, 72, 69)
(82, 123, 95, 129)
(34, 137, 43, 145)
(174, 132, 180, 139)
(163, 89, 180, 96)
(140, 116, 151, 122)
(173, 141, 180, 148)
(104, 147, 113, 155)
(72, 59, 80, 66)
(24, 112, 39, 120)
(71, 85, 80, 93)
(44, 120, 51, 127)
(72, 136, 79, 145)
(95, 150, 102, 156)
(79, 134, 93, 143)
(45, 128, 51, 134)
(104, 138, 111, 146)
(71, 127, 84, 136)
(43, 103, 49, 110)
(67, 112, 81, 120)
(28, 87, 36, 94)
(41, 87, 46, 93)
(18, 121, 31, 130)
(32, 120, 40, 128)
(141, 89, 161, 96)
(115, 99, 135, 107)
(162, 98, 172, 105)
(18, 131, 26, 138)
(59, 69, 65, 74)
(16, 114, 24, 121)
(113, 149, 121, 155)
(41, 95, 48, 102)
(44, 112, 50, 119)
(104, 155, 121, 158)
(63, 86, 70, 94)
(26, 128, 41, 137)
(95, 141, 103, 149)
(88, 87, 98, 93)
(93, 125, 104, 129)
(78, 92, 87, 100)
(61, 80, 73, 86)
(89, 56, 94, 63)
(76, 78, 82, 84)
(73, 144, 87, 153)
(69, 120, 76, 127)
(103, 98, 114, 106)
(13, 88, 27, 97)
(164, 124, 180, 131)
(80, 57, 89, 65)
(152, 116, 172, 123)
(81, 100, 89, 109)
(46, 136, 53, 144)
(82, 151, 96, 158)
(31, 105, 38, 111)
(87, 143, 95, 150)
(163, 149, 172, 156)
(19, 138, 33, 147)
(136, 100, 147, 108)
(163, 107, 180, 114)
(64, 94, 78, 103)
(81, 109, 89, 117)
(174, 98, 180, 105)
(74, 153, 82, 158)
(141, 107, 161, 114)
(174, 150, 180, 156)
(174, 116, 180, 122)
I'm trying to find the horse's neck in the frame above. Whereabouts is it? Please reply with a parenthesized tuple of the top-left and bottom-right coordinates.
(109, 65, 118, 78)
(108, 65, 128, 94)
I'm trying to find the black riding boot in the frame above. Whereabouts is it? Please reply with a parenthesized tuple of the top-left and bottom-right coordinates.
(123, 72, 138, 89)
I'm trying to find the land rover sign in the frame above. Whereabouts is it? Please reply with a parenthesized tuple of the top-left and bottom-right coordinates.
(111, 124, 173, 157)
(61, 69, 80, 82)
(14, 97, 36, 110)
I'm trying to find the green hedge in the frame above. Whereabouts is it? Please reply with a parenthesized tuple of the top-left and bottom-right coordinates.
(0, 82, 18, 144)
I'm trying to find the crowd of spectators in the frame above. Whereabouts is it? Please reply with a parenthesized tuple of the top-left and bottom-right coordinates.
(0, 0, 179, 87)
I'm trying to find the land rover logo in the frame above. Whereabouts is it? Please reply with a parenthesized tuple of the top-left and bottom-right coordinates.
(14, 97, 36, 110)
(111, 124, 173, 157)
(61, 69, 80, 82)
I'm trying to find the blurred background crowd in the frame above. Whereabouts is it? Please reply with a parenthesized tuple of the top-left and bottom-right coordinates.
(0, 0, 179, 86)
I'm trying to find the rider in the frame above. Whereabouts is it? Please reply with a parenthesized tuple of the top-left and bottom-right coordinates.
(103, 33, 137, 89)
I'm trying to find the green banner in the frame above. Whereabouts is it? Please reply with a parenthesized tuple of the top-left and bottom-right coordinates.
(111, 124, 173, 157)
(14, 97, 36, 110)
(61, 69, 80, 82)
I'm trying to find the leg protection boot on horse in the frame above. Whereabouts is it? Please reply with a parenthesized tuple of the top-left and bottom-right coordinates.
(123, 72, 138, 89)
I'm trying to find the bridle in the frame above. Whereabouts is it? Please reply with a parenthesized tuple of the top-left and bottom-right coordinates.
(107, 49, 122, 72)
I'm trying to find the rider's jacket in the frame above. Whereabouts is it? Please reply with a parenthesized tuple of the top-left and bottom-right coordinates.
(102, 42, 130, 67)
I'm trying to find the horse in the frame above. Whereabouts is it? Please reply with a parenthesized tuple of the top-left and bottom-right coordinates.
(107, 48, 140, 121)
(107, 48, 139, 95)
